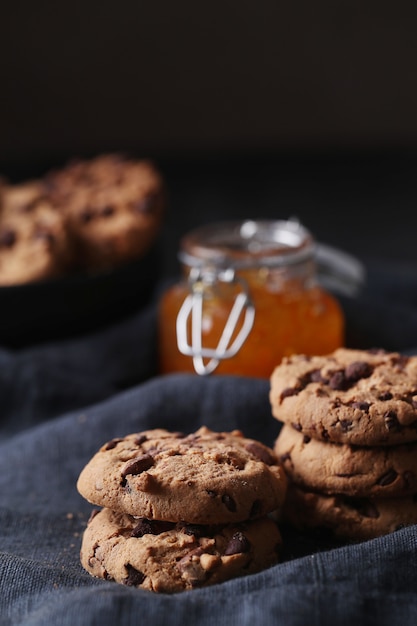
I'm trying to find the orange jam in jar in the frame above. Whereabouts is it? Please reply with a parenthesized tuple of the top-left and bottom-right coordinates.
(158, 219, 351, 378)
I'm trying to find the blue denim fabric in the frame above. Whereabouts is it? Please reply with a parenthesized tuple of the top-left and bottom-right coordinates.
(1, 261, 417, 625)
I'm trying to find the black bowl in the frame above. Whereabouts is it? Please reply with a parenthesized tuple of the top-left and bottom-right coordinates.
(0, 245, 160, 349)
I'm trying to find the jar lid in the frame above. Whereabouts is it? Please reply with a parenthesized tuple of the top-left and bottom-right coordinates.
(179, 219, 315, 270)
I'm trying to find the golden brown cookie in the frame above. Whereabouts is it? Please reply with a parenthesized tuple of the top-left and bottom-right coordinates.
(270, 348, 417, 446)
(80, 507, 282, 593)
(46, 154, 165, 270)
(274, 424, 417, 498)
(283, 483, 417, 541)
(76, 426, 287, 524)
(0, 154, 166, 285)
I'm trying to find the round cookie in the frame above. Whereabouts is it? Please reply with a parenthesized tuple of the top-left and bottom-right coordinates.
(274, 424, 417, 498)
(0, 154, 166, 285)
(283, 483, 417, 541)
(77, 426, 287, 524)
(270, 348, 417, 446)
(80, 507, 282, 593)
(46, 154, 166, 270)
(0, 183, 72, 285)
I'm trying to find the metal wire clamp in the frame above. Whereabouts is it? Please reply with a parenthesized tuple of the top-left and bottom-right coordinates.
(176, 267, 255, 375)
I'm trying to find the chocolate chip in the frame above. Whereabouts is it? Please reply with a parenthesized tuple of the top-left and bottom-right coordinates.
(245, 442, 275, 465)
(100, 205, 115, 217)
(351, 401, 370, 412)
(124, 564, 145, 586)
(280, 387, 299, 400)
(131, 518, 174, 537)
(339, 419, 353, 433)
(310, 369, 326, 383)
(249, 499, 262, 518)
(360, 501, 380, 519)
(291, 423, 303, 432)
(329, 370, 348, 390)
(376, 469, 398, 486)
(345, 361, 373, 382)
(176, 547, 206, 586)
(280, 372, 325, 401)
(104, 438, 123, 450)
(180, 523, 207, 538)
(224, 532, 250, 556)
(0, 228, 16, 248)
(404, 471, 414, 488)
(221, 494, 236, 512)
(134, 435, 148, 446)
(121, 453, 154, 477)
(80, 208, 95, 223)
(379, 392, 393, 401)
(299, 372, 315, 388)
(130, 519, 153, 537)
(384, 410, 400, 432)
(302, 435, 311, 444)
(321, 428, 330, 440)
(131, 195, 155, 214)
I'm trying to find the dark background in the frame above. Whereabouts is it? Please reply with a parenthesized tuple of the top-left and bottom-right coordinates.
(1, 1, 417, 279)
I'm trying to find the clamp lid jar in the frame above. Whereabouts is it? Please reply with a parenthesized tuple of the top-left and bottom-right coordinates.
(158, 219, 348, 378)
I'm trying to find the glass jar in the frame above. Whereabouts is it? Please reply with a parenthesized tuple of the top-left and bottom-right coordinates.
(158, 219, 361, 378)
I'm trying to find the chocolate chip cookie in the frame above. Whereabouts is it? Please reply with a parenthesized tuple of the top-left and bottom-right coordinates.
(0, 153, 166, 285)
(274, 424, 417, 498)
(46, 154, 165, 270)
(77, 426, 287, 524)
(80, 507, 282, 593)
(270, 348, 417, 446)
(283, 483, 417, 541)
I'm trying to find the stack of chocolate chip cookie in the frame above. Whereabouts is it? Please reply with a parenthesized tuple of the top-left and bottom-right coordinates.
(0, 153, 165, 285)
(76, 426, 288, 593)
(269, 348, 417, 541)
